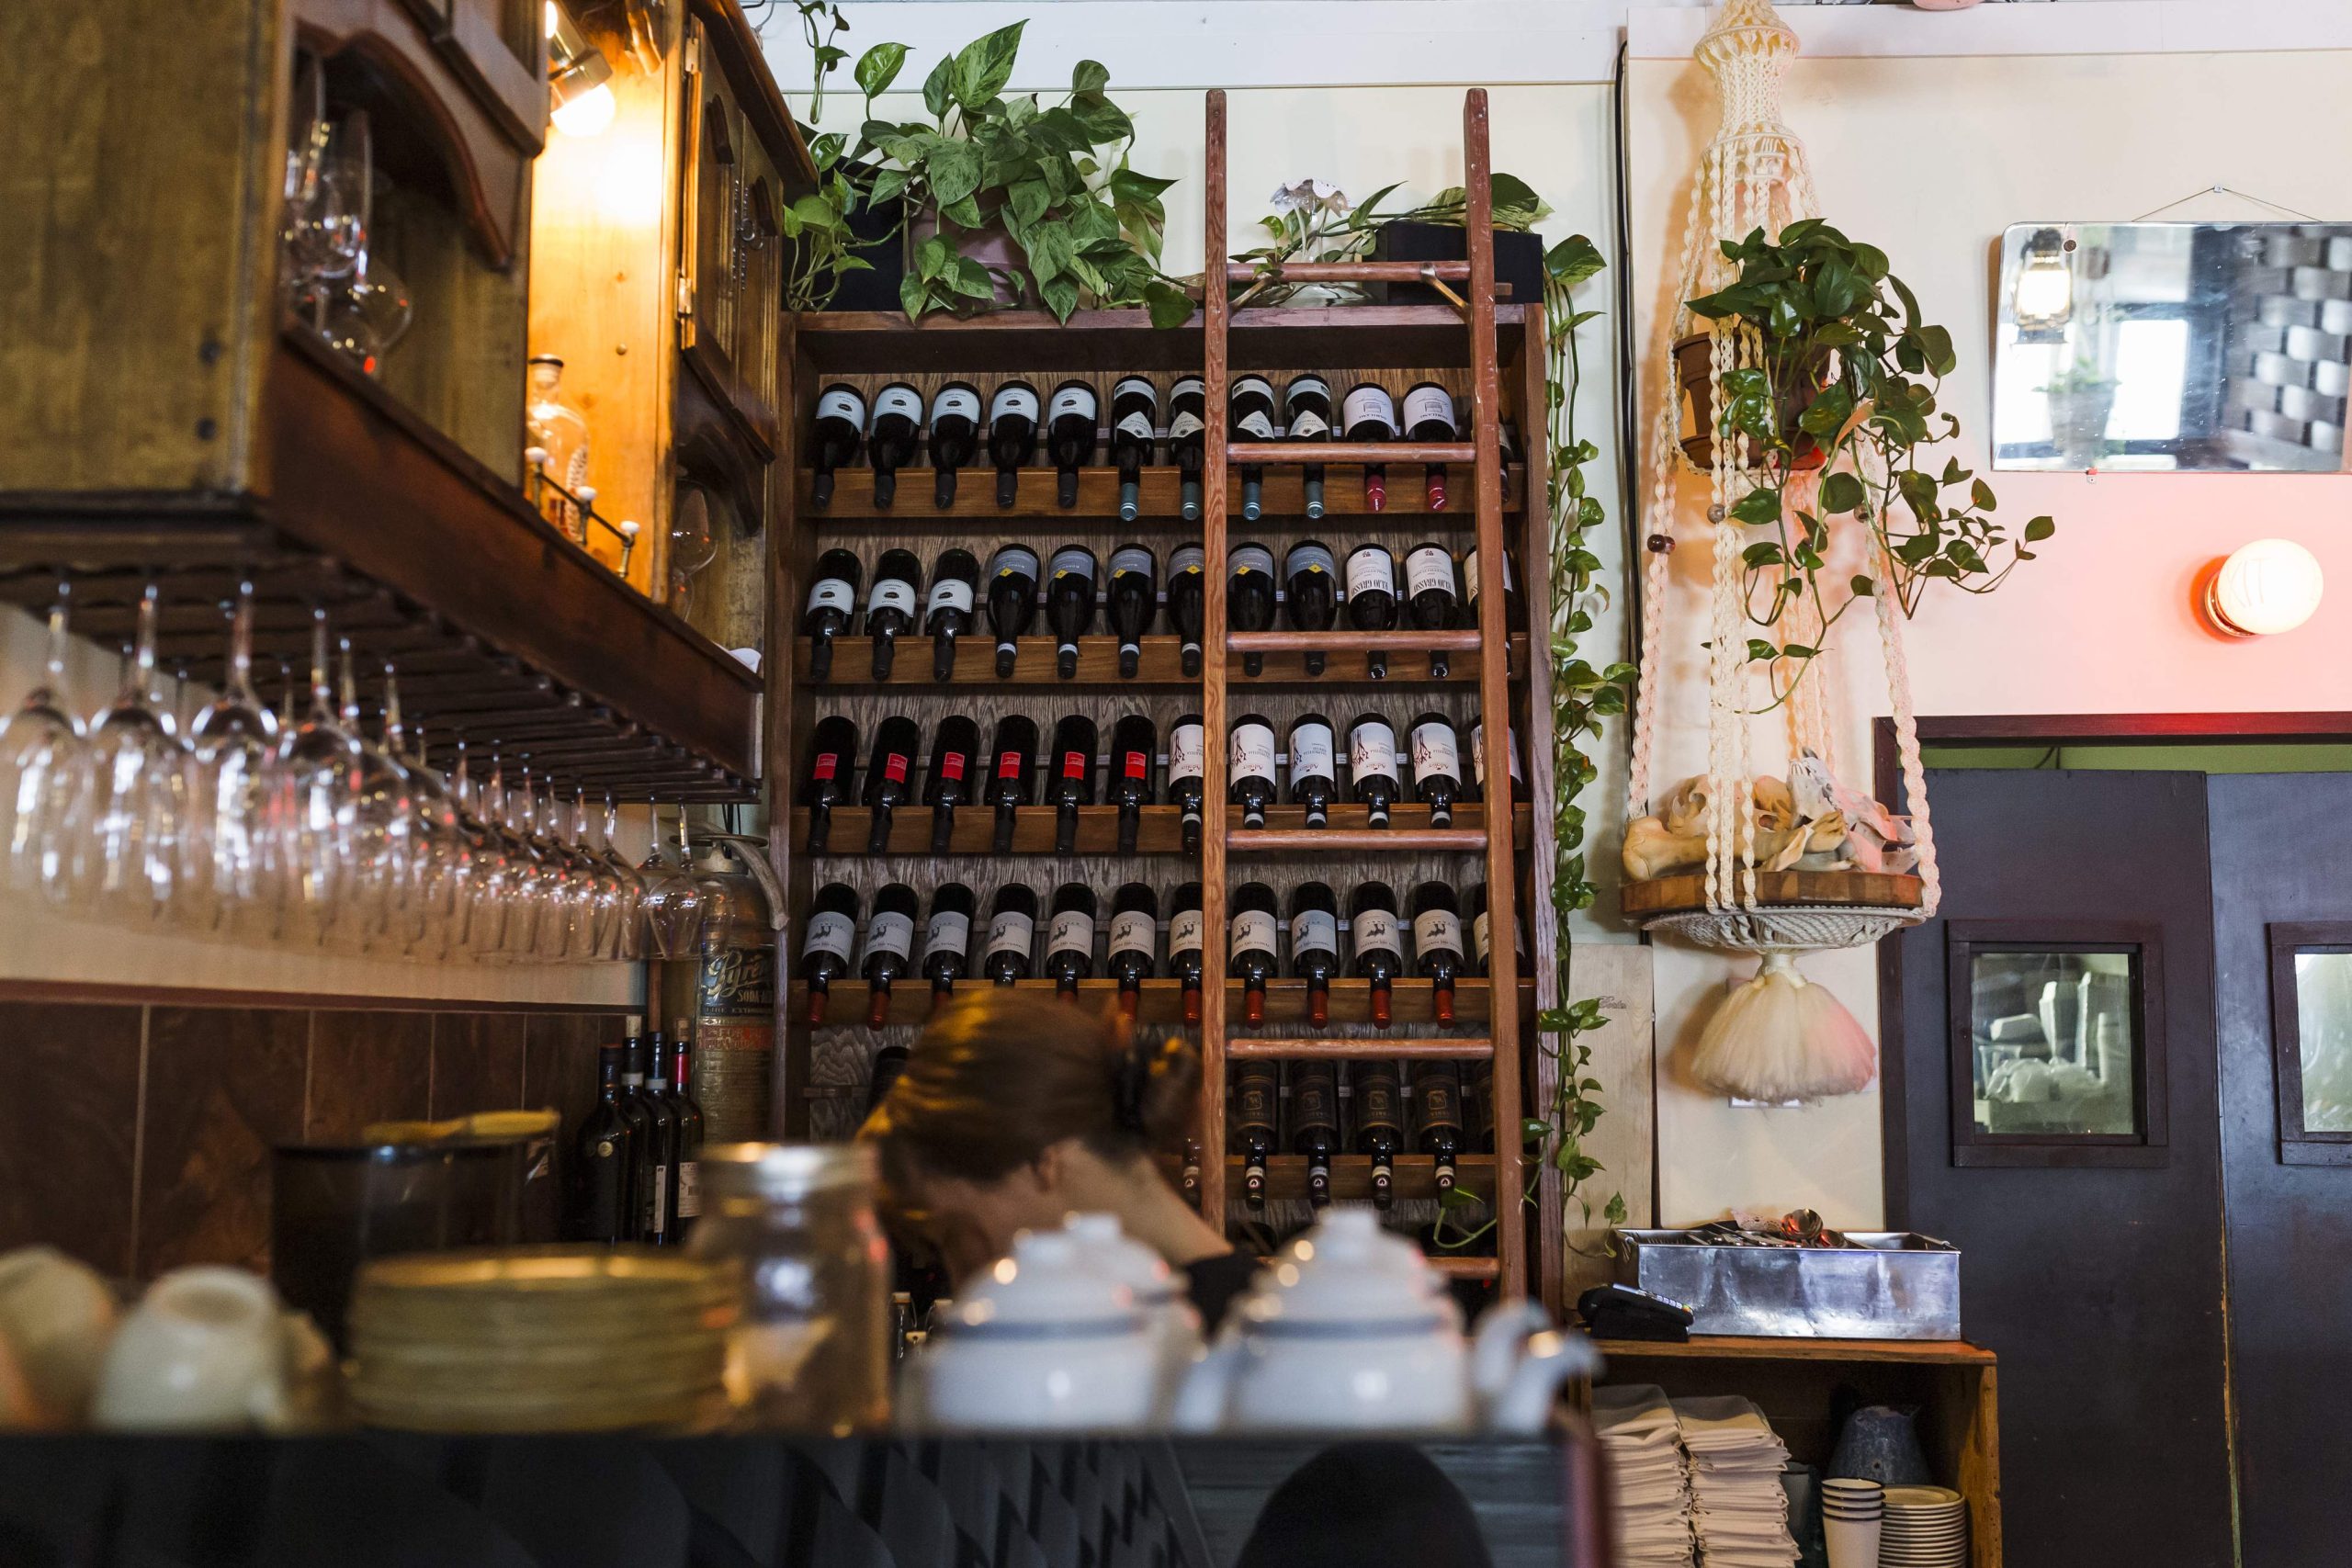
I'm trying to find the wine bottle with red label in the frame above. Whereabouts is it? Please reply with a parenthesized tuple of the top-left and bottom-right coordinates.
(1107, 714, 1157, 854)
(803, 714, 856, 853)
(1107, 881, 1159, 1017)
(1046, 713, 1098, 855)
(864, 547, 922, 681)
(985, 713, 1037, 853)
(923, 715, 979, 854)
(860, 715, 920, 855)
(859, 882, 920, 1026)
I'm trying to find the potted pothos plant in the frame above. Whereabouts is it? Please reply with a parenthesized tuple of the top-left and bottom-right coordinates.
(1229, 174, 1552, 308)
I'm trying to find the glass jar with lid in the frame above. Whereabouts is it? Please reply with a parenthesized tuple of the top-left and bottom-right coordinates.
(690, 1141, 890, 1432)
(525, 354, 592, 542)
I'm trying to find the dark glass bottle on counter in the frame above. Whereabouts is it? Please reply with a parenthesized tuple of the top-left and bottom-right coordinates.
(1047, 380, 1100, 508)
(1227, 541, 1276, 676)
(922, 883, 975, 999)
(1288, 880, 1340, 1028)
(1046, 545, 1099, 680)
(1110, 376, 1158, 522)
(1409, 711, 1464, 828)
(1410, 879, 1466, 1024)
(1045, 882, 1098, 998)
(802, 883, 860, 1025)
(1167, 713, 1205, 856)
(1347, 712, 1400, 829)
(988, 380, 1040, 507)
(924, 547, 981, 682)
(1229, 880, 1280, 1026)
(1470, 719, 1528, 804)
(612, 1029, 652, 1233)
(802, 547, 862, 682)
(1284, 373, 1334, 520)
(1287, 711, 1338, 829)
(860, 882, 920, 1027)
(625, 1035, 677, 1246)
(866, 382, 921, 509)
(1106, 882, 1159, 1018)
(1106, 545, 1157, 680)
(1045, 714, 1098, 855)
(1231, 1057, 1281, 1208)
(1344, 542, 1398, 680)
(986, 545, 1040, 678)
(1107, 714, 1157, 854)
(1169, 881, 1205, 1025)
(1405, 543, 1459, 678)
(571, 1043, 637, 1244)
(864, 547, 922, 680)
(668, 1028, 706, 1237)
(1283, 538, 1338, 676)
(1166, 545, 1205, 676)
(1354, 1058, 1407, 1210)
(984, 884, 1038, 985)
(985, 713, 1038, 853)
(923, 715, 979, 854)
(1341, 382, 1398, 512)
(1403, 381, 1458, 512)
(1167, 375, 1207, 522)
(927, 381, 981, 508)
(809, 383, 865, 509)
(1289, 1061, 1342, 1209)
(1348, 879, 1405, 1029)
(803, 714, 856, 853)
(1228, 712, 1278, 831)
(861, 715, 920, 855)
(1229, 374, 1276, 522)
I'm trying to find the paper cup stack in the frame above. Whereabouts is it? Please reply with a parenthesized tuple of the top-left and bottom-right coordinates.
(1880, 1484, 1969, 1566)
(1821, 1477, 1883, 1568)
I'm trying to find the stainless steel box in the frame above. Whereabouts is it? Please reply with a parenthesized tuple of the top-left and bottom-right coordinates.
(1613, 1230, 1962, 1340)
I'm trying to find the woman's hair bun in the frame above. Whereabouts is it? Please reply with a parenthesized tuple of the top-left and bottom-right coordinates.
(1117, 1030, 1201, 1146)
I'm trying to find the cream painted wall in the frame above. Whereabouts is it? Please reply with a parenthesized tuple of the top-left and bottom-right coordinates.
(1626, 45, 2352, 1226)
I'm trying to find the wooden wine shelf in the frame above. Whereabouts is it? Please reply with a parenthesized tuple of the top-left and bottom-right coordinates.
(797, 634, 1522, 686)
(1427, 1256, 1503, 1280)
(1229, 1154, 1497, 1204)
(1224, 1036, 1494, 1059)
(798, 464, 1525, 522)
(795, 976, 1532, 1028)
(793, 802, 1526, 856)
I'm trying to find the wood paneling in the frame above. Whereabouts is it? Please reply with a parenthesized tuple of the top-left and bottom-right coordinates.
(137, 1008, 309, 1275)
(428, 1012, 527, 1119)
(0, 1004, 144, 1278)
(305, 1010, 435, 1140)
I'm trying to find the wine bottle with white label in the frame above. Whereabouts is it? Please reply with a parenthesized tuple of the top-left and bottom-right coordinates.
(983, 883, 1038, 985)
(1107, 881, 1159, 1016)
(859, 882, 920, 1026)
(1344, 543, 1399, 680)
(1289, 1061, 1341, 1209)
(864, 548, 922, 680)
(985, 713, 1037, 853)
(1403, 381, 1458, 511)
(1288, 880, 1340, 1027)
(866, 383, 922, 509)
(1045, 882, 1098, 998)
(986, 544, 1039, 679)
(1110, 377, 1158, 522)
(1166, 545, 1205, 677)
(1284, 373, 1334, 519)
(1469, 718, 1529, 803)
(1229, 375, 1277, 522)
(1283, 539, 1338, 676)
(924, 547, 980, 682)
(1045, 545, 1099, 680)
(1352, 1058, 1406, 1210)
(988, 380, 1040, 507)
(1287, 711, 1338, 829)
(923, 715, 979, 855)
(1348, 879, 1405, 1029)
(1228, 542, 1276, 677)
(861, 715, 920, 855)
(1408, 711, 1464, 828)
(1167, 714, 1205, 855)
(1414, 1063, 1465, 1194)
(1045, 713, 1098, 855)
(1409, 879, 1466, 1024)
(1047, 380, 1100, 509)
(1167, 375, 1207, 522)
(1228, 712, 1279, 830)
(1341, 382, 1398, 511)
(1346, 712, 1401, 829)
(803, 714, 857, 853)
(1464, 545, 1525, 639)
(1106, 545, 1157, 680)
(928, 382, 981, 508)
(802, 547, 862, 682)
(922, 882, 975, 999)
(1229, 881, 1281, 1026)
(1169, 881, 1205, 1024)
(1467, 878, 1529, 978)
(1405, 542, 1460, 678)
(1107, 714, 1157, 855)
(809, 383, 865, 509)
(801, 881, 860, 1024)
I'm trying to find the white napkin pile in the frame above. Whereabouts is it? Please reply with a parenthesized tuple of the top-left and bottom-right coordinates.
(1670, 1394, 1799, 1568)
(1590, 1384, 1696, 1568)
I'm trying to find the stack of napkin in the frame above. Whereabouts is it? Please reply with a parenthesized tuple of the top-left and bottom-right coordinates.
(1590, 1384, 1696, 1567)
(1671, 1395, 1800, 1568)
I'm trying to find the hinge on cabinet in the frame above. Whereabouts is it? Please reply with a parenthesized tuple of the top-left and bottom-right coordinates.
(676, 271, 695, 321)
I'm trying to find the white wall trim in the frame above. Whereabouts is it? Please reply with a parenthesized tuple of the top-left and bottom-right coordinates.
(1629, 1, 2352, 59)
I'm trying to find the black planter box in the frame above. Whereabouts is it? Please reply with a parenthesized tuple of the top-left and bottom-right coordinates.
(823, 177, 907, 312)
(1370, 220, 1544, 308)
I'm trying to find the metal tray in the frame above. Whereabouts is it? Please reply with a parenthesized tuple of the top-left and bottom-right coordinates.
(1614, 1229, 1961, 1340)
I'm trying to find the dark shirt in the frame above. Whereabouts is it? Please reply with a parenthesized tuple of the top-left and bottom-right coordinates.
(1182, 1248, 1263, 1333)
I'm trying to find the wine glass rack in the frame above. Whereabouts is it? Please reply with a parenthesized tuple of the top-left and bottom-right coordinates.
(775, 89, 1566, 1304)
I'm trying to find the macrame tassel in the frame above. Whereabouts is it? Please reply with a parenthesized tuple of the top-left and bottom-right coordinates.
(1689, 953, 1876, 1102)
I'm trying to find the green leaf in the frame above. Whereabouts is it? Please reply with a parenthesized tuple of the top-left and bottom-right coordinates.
(939, 193, 983, 229)
(1819, 471, 1866, 514)
(866, 166, 912, 208)
(1023, 218, 1075, 283)
(2024, 516, 2056, 542)
(1970, 477, 1997, 512)
(923, 140, 983, 206)
(899, 270, 932, 321)
(948, 255, 995, 299)
(813, 43, 848, 72)
(1849, 574, 1876, 596)
(1142, 278, 1193, 330)
(1109, 166, 1176, 203)
(1006, 176, 1051, 229)
(1728, 486, 1782, 526)
(1602, 1191, 1630, 1226)
(1070, 57, 1110, 96)
(952, 20, 1025, 110)
(914, 235, 951, 281)
(922, 53, 955, 119)
(1747, 638, 1779, 661)
(1742, 541, 1785, 568)
(1038, 272, 1080, 321)
(1544, 232, 1606, 289)
(854, 41, 907, 99)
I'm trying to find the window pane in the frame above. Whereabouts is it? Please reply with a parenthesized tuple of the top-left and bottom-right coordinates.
(2294, 952, 2352, 1134)
(1969, 950, 2138, 1136)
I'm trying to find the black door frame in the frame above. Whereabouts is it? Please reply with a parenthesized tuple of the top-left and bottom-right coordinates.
(1871, 710, 2352, 1225)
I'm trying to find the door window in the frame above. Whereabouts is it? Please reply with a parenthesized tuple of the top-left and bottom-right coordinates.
(2267, 923, 2352, 1163)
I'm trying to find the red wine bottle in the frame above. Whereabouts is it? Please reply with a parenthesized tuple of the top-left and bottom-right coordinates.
(1403, 381, 1458, 511)
(1348, 879, 1404, 1029)
(1289, 1060, 1341, 1209)
(1231, 1057, 1280, 1207)
(866, 383, 921, 509)
(570, 1043, 637, 1243)
(803, 714, 856, 852)
(860, 882, 920, 1026)
(1046, 713, 1098, 855)
(1106, 545, 1157, 680)
(988, 380, 1040, 507)
(922, 882, 975, 999)
(1287, 711, 1337, 829)
(927, 382, 980, 508)
(1166, 545, 1205, 677)
(1229, 880, 1279, 1025)
(802, 547, 861, 682)
(986, 544, 1039, 678)
(1288, 879, 1340, 1027)
(1045, 881, 1098, 999)
(1229, 374, 1276, 522)
(1169, 880, 1205, 1024)
(802, 882, 859, 1024)
(860, 715, 920, 855)
(1284, 373, 1334, 520)
(1414, 1064, 1465, 1194)
(1352, 1058, 1406, 1209)
(1046, 380, 1099, 509)
(985, 713, 1037, 853)
(924, 547, 980, 682)
(1341, 382, 1398, 512)
(1228, 712, 1278, 831)
(1347, 712, 1400, 829)
(1167, 375, 1207, 522)
(1409, 711, 1464, 828)
(1109, 377, 1158, 522)
(1283, 538, 1338, 677)
(809, 384, 865, 509)
(983, 884, 1037, 985)
(1107, 713, 1156, 855)
(1046, 545, 1099, 680)
(923, 715, 979, 854)
(1410, 879, 1466, 1024)
(864, 547, 922, 681)
(1404, 542, 1459, 679)
(1106, 881, 1159, 1018)
(1227, 542, 1276, 677)
(1167, 714, 1205, 855)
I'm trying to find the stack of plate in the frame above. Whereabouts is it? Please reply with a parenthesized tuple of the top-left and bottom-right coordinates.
(1881, 1484, 1969, 1566)
(348, 1247, 735, 1433)
(1819, 1478, 1883, 1568)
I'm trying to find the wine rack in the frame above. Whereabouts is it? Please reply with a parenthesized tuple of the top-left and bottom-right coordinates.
(775, 90, 1565, 1306)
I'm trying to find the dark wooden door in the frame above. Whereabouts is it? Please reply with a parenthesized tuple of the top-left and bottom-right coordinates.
(1886, 769, 2233, 1568)
(2207, 773, 2352, 1566)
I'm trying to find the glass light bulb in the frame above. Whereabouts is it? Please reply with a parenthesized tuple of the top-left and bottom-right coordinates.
(552, 81, 617, 138)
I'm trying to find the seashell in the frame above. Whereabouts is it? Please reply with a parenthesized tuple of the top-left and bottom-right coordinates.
(1804, 810, 1848, 852)
(1623, 816, 1710, 881)
(1658, 775, 1713, 837)
(1758, 824, 1809, 873)
(1752, 775, 1798, 830)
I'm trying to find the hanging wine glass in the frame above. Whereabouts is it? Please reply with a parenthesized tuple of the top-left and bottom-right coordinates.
(667, 488, 718, 614)
(335, 650, 421, 957)
(187, 584, 279, 941)
(569, 786, 624, 962)
(68, 585, 189, 931)
(450, 739, 511, 960)
(400, 711, 469, 961)
(267, 608, 359, 948)
(279, 54, 348, 291)
(599, 795, 645, 963)
(638, 802, 703, 960)
(0, 582, 90, 904)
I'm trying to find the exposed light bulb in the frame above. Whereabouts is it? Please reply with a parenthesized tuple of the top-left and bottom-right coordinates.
(2013, 227, 2073, 337)
(2201, 538, 2324, 638)
(552, 81, 617, 138)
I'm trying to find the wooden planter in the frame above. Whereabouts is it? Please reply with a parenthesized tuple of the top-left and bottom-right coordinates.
(1674, 332, 1827, 471)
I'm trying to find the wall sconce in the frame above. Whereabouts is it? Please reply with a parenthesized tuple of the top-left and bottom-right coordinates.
(547, 1, 616, 137)
(2013, 227, 2073, 344)
(2198, 538, 2324, 638)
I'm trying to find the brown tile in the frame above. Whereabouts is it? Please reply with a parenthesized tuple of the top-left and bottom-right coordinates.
(523, 1013, 611, 1144)
(304, 1011, 432, 1142)
(429, 1014, 526, 1120)
(0, 1002, 143, 1278)
(136, 1008, 309, 1278)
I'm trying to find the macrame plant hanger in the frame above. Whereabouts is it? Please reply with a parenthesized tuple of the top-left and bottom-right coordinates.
(1623, 0, 1939, 1102)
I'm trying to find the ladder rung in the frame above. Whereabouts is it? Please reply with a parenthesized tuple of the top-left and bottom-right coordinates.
(1427, 1256, 1501, 1279)
(1227, 628, 1483, 653)
(1225, 260, 1475, 285)
(1229, 829, 1486, 852)
(1225, 1037, 1495, 1059)
(1241, 441, 1476, 466)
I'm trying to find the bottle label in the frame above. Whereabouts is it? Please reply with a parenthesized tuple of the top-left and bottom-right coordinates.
(1288, 721, 1335, 785)
(1230, 544, 1274, 579)
(931, 386, 980, 422)
(997, 750, 1025, 780)
(1061, 750, 1090, 781)
(1167, 411, 1204, 441)
(1414, 908, 1464, 956)
(1048, 385, 1098, 422)
(1047, 908, 1095, 958)
(803, 909, 855, 962)
(1411, 720, 1460, 782)
(1230, 721, 1277, 783)
(1403, 385, 1456, 430)
(1110, 546, 1154, 579)
(1407, 547, 1457, 599)
(987, 909, 1035, 957)
(1350, 721, 1400, 782)
(925, 577, 975, 615)
(989, 384, 1040, 422)
(675, 1161, 701, 1220)
(1235, 410, 1275, 440)
(874, 385, 922, 421)
(988, 546, 1038, 580)
(924, 909, 971, 961)
(865, 908, 915, 961)
(811, 750, 842, 783)
(1464, 547, 1516, 604)
(1109, 908, 1157, 959)
(1170, 545, 1205, 578)
(1234, 375, 1274, 401)
(1358, 1072, 1403, 1129)
(1293, 1072, 1338, 1129)
(1353, 908, 1403, 957)
(1473, 908, 1493, 966)
(1419, 1076, 1461, 1127)
(650, 1168, 668, 1231)
(1291, 907, 1339, 958)
(1169, 722, 1206, 782)
(1121, 749, 1149, 781)
(1285, 409, 1329, 440)
(1342, 384, 1396, 429)
(1346, 547, 1396, 599)
(817, 388, 866, 423)
(1171, 376, 1205, 400)
(1286, 542, 1337, 580)
(1113, 375, 1158, 406)
(1169, 908, 1204, 955)
(1468, 722, 1521, 787)
(1114, 410, 1156, 442)
(1230, 908, 1277, 957)
(1237, 1075, 1275, 1130)
(867, 578, 917, 617)
(807, 577, 855, 615)
(1049, 547, 1097, 582)
(881, 752, 910, 784)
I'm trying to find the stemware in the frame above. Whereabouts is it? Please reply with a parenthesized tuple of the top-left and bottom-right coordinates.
(336, 649, 417, 957)
(187, 584, 279, 941)
(667, 489, 718, 613)
(450, 740, 512, 960)
(513, 761, 575, 964)
(267, 609, 360, 948)
(69, 585, 189, 930)
(638, 803, 704, 961)
(400, 712, 470, 961)
(598, 795, 646, 963)
(0, 583, 90, 903)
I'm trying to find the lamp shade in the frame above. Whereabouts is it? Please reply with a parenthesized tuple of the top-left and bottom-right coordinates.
(2203, 538, 2324, 637)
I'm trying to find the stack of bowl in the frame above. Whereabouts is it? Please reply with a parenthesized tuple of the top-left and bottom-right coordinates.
(1820, 1477, 1883, 1568)
(348, 1247, 734, 1433)
(1880, 1484, 1969, 1566)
